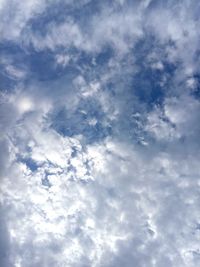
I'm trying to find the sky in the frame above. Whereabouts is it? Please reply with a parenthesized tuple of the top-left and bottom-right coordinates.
(1, 0, 200, 266)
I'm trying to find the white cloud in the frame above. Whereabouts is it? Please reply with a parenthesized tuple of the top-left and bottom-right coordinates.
(4, 65, 26, 80)
(145, 107, 180, 141)
(0, 0, 47, 41)
(2, 108, 200, 266)
(146, 2, 200, 74)
(20, 3, 144, 56)
(1, 1, 200, 267)
(164, 95, 200, 138)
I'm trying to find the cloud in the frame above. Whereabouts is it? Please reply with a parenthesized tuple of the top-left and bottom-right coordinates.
(1, 118, 200, 267)
(0, 206, 11, 267)
(0, 0, 47, 41)
(26, 3, 144, 56)
(1, 103, 200, 266)
(1, 0, 200, 266)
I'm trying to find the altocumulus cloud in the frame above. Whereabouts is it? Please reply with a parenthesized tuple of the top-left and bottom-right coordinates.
(1, 0, 200, 266)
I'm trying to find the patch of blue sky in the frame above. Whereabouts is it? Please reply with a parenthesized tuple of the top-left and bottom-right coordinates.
(95, 46, 114, 66)
(189, 74, 200, 99)
(132, 37, 177, 108)
(76, 46, 114, 83)
(0, 42, 28, 90)
(0, 41, 25, 58)
(26, 44, 113, 84)
(50, 98, 112, 143)
(29, 49, 79, 81)
(0, 70, 16, 92)
(131, 62, 173, 108)
(18, 157, 38, 172)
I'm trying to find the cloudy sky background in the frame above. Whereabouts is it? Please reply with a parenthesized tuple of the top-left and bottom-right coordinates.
(1, 0, 200, 266)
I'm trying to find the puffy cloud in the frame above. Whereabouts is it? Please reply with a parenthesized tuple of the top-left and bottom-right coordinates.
(1, 0, 200, 267)
(2, 122, 200, 266)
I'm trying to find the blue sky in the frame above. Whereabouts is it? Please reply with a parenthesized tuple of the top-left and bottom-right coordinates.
(1, 0, 200, 266)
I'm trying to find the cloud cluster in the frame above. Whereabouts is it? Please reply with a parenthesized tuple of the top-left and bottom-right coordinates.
(2, 116, 200, 266)
(1, 0, 200, 267)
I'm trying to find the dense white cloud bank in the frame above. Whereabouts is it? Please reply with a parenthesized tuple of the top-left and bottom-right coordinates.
(1, 0, 200, 267)
(1, 111, 200, 266)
